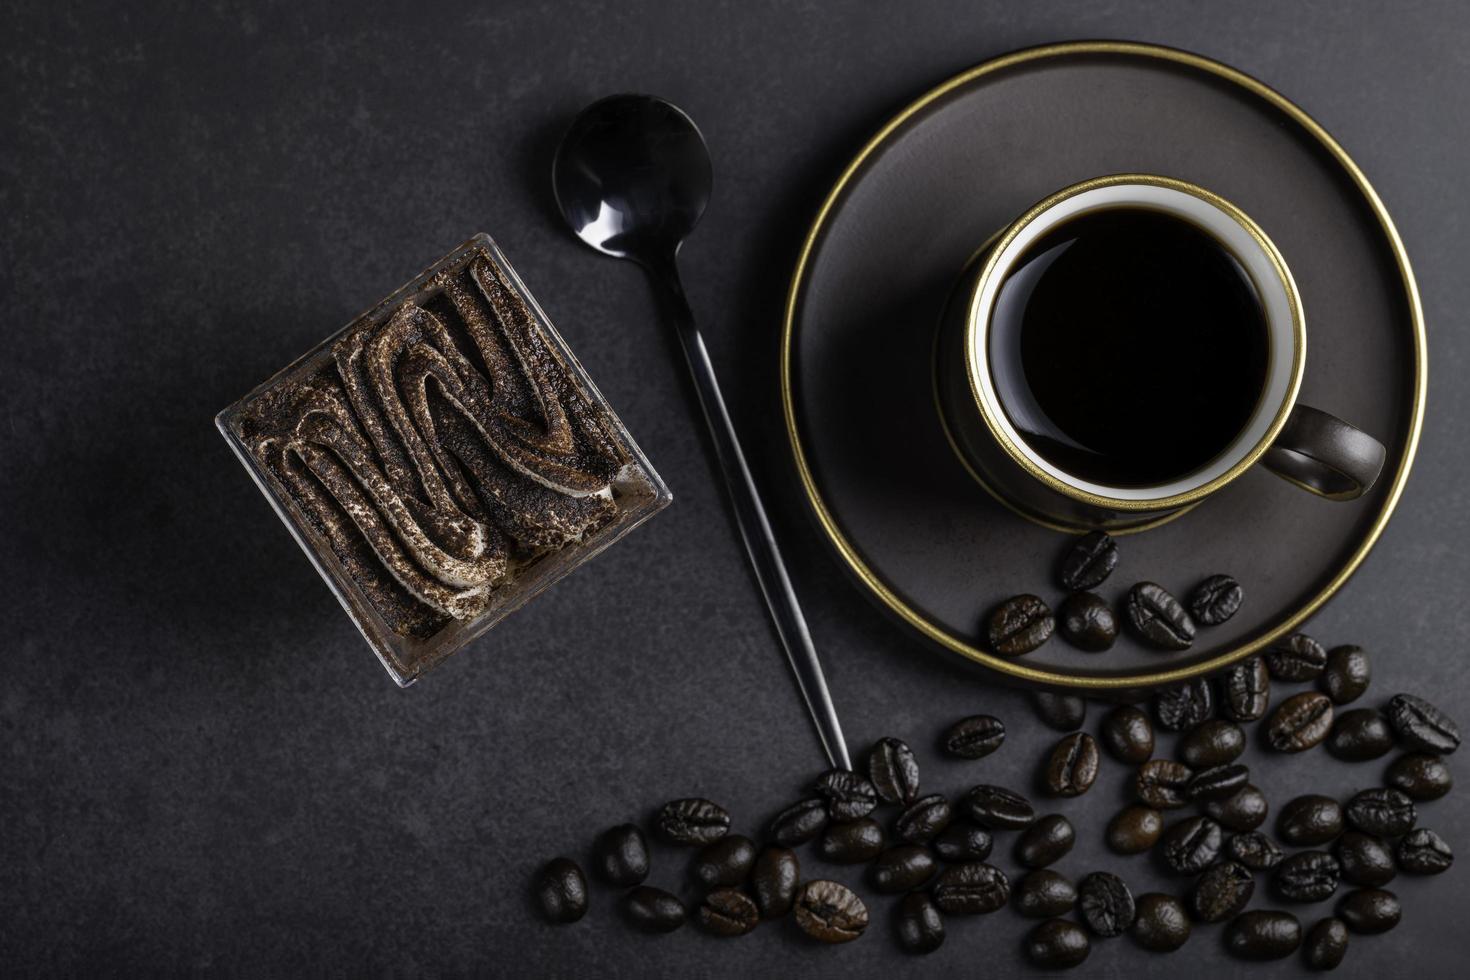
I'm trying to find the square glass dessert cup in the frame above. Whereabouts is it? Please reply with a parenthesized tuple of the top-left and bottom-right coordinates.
(217, 234, 671, 685)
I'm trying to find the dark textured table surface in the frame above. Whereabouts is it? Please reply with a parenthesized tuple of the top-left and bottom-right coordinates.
(3, 1, 1466, 975)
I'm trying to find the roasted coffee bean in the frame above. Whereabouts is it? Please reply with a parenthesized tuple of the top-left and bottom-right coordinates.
(1386, 693, 1461, 755)
(1016, 814, 1076, 868)
(1396, 828, 1452, 874)
(988, 594, 1055, 656)
(1187, 764, 1249, 803)
(697, 887, 759, 937)
(1326, 709, 1395, 761)
(962, 784, 1035, 829)
(794, 879, 868, 943)
(1279, 795, 1344, 846)
(1385, 753, 1452, 801)
(894, 891, 944, 954)
(869, 844, 937, 894)
(593, 824, 650, 886)
(1304, 917, 1349, 971)
(1335, 832, 1396, 887)
(535, 858, 588, 924)
(1337, 888, 1400, 934)
(895, 794, 952, 844)
(932, 862, 1011, 914)
(1126, 582, 1196, 650)
(1203, 783, 1268, 832)
(1267, 692, 1334, 752)
(1321, 646, 1371, 705)
(1059, 530, 1119, 590)
(1058, 592, 1118, 651)
(691, 834, 757, 888)
(1014, 869, 1078, 918)
(1102, 705, 1155, 764)
(1221, 656, 1271, 722)
(1136, 759, 1193, 809)
(867, 736, 921, 805)
(1131, 892, 1191, 951)
(933, 822, 993, 862)
(1044, 732, 1100, 797)
(1026, 918, 1091, 969)
(623, 886, 686, 933)
(1078, 871, 1135, 937)
(819, 818, 887, 863)
(1190, 861, 1255, 923)
(1227, 831, 1284, 871)
(1265, 633, 1328, 681)
(1189, 574, 1244, 625)
(1161, 816, 1224, 875)
(1344, 788, 1416, 837)
(751, 846, 799, 918)
(1032, 691, 1088, 730)
(1154, 679, 1213, 732)
(1273, 850, 1341, 903)
(769, 798, 828, 847)
(1179, 719, 1245, 769)
(813, 769, 878, 822)
(655, 798, 730, 845)
(1108, 805, 1164, 855)
(1225, 910, 1302, 960)
(942, 715, 1007, 759)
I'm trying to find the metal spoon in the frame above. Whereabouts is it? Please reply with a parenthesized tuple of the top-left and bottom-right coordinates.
(552, 93, 851, 771)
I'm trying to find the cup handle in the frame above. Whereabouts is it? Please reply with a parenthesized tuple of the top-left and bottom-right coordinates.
(1261, 403, 1387, 500)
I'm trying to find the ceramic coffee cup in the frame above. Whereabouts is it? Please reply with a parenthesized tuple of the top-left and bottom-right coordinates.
(935, 173, 1386, 532)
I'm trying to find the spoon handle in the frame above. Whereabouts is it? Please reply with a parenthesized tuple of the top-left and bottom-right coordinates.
(651, 256, 852, 772)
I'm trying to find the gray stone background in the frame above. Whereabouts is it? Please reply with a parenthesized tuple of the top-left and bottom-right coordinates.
(2, 0, 1466, 975)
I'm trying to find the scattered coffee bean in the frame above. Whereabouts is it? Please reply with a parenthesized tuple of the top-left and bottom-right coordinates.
(1016, 814, 1076, 868)
(1180, 719, 1246, 768)
(1225, 910, 1301, 960)
(819, 818, 887, 863)
(1304, 916, 1349, 971)
(1058, 592, 1118, 651)
(1126, 582, 1196, 650)
(1161, 816, 1224, 875)
(867, 736, 921, 805)
(988, 594, 1055, 656)
(942, 715, 1007, 759)
(1131, 892, 1191, 951)
(895, 794, 952, 844)
(1336, 887, 1400, 934)
(1189, 574, 1244, 626)
(1014, 869, 1078, 918)
(1102, 705, 1155, 764)
(1190, 861, 1254, 923)
(1265, 633, 1328, 681)
(794, 879, 868, 943)
(1032, 691, 1088, 730)
(623, 885, 686, 933)
(535, 858, 588, 924)
(962, 784, 1036, 830)
(894, 891, 944, 954)
(813, 769, 878, 822)
(1221, 656, 1271, 722)
(1396, 828, 1452, 874)
(654, 798, 731, 846)
(1187, 764, 1249, 803)
(1320, 645, 1371, 705)
(697, 887, 759, 937)
(751, 846, 799, 918)
(769, 798, 828, 847)
(1267, 692, 1334, 753)
(593, 824, 650, 887)
(1335, 832, 1396, 887)
(932, 862, 1011, 914)
(1044, 732, 1100, 797)
(1107, 805, 1164, 855)
(1153, 679, 1214, 732)
(1227, 831, 1284, 871)
(1326, 708, 1395, 761)
(1059, 530, 1119, 590)
(1344, 787, 1416, 837)
(933, 822, 993, 862)
(1278, 795, 1344, 846)
(1385, 753, 1451, 801)
(691, 834, 757, 888)
(1386, 693, 1461, 755)
(869, 844, 937, 894)
(1203, 783, 1269, 832)
(1136, 759, 1193, 809)
(1026, 918, 1092, 969)
(1272, 850, 1341, 903)
(1078, 871, 1135, 937)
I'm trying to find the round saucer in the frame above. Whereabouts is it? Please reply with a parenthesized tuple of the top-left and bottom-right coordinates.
(781, 41, 1426, 690)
